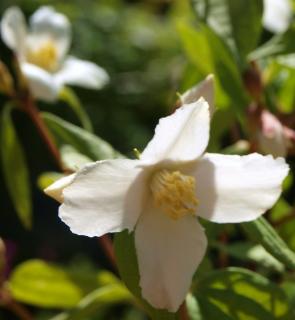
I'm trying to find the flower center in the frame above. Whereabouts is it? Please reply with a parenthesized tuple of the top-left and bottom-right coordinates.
(26, 40, 58, 72)
(150, 169, 198, 220)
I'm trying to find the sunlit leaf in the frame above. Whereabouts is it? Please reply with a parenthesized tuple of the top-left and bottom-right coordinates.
(195, 267, 289, 319)
(8, 259, 118, 308)
(0, 103, 32, 229)
(42, 112, 121, 161)
(242, 217, 295, 269)
(228, 0, 263, 61)
(250, 25, 295, 60)
(214, 241, 285, 272)
(59, 87, 93, 132)
(191, 0, 232, 46)
(186, 294, 202, 320)
(37, 172, 65, 190)
(60, 145, 92, 171)
(49, 284, 133, 320)
(177, 22, 249, 114)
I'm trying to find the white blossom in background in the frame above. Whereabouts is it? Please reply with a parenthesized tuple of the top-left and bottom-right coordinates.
(1, 6, 109, 102)
(262, 0, 292, 33)
(45, 77, 289, 312)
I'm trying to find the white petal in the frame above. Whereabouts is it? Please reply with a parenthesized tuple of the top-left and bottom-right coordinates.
(44, 173, 77, 203)
(193, 153, 289, 223)
(135, 203, 207, 312)
(1, 6, 27, 56)
(141, 99, 210, 163)
(55, 57, 109, 89)
(263, 0, 292, 33)
(29, 6, 71, 59)
(21, 63, 60, 102)
(180, 74, 215, 116)
(60, 159, 146, 237)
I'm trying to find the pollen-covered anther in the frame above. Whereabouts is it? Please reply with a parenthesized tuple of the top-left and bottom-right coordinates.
(27, 40, 58, 72)
(150, 169, 199, 220)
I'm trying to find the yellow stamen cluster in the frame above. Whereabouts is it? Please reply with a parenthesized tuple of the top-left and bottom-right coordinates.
(150, 169, 199, 220)
(27, 40, 58, 72)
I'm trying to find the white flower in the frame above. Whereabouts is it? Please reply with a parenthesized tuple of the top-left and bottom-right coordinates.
(1, 6, 109, 102)
(45, 77, 289, 312)
(263, 0, 292, 33)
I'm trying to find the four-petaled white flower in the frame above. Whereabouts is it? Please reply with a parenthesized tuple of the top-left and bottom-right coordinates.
(1, 6, 109, 101)
(45, 76, 289, 312)
(263, 0, 292, 33)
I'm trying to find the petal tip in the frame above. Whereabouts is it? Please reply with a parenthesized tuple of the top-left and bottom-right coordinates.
(44, 173, 76, 203)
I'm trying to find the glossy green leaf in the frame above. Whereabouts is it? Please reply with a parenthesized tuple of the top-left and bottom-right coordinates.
(60, 145, 92, 171)
(202, 25, 249, 110)
(177, 21, 213, 75)
(242, 217, 295, 269)
(197, 296, 232, 319)
(195, 267, 289, 319)
(228, 0, 263, 61)
(59, 87, 93, 132)
(37, 172, 64, 190)
(50, 284, 133, 320)
(191, 0, 232, 46)
(250, 25, 295, 60)
(214, 241, 285, 272)
(177, 22, 248, 113)
(114, 231, 180, 319)
(8, 259, 117, 308)
(186, 294, 202, 320)
(0, 103, 32, 229)
(42, 112, 121, 161)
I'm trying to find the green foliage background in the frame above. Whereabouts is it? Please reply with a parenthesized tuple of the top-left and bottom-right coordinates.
(0, 0, 295, 319)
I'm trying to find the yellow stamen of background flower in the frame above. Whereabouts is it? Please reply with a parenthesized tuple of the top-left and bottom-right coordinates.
(150, 170, 198, 220)
(27, 40, 58, 72)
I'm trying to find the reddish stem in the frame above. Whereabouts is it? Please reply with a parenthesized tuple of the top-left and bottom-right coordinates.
(98, 236, 117, 271)
(6, 300, 33, 320)
(0, 288, 33, 320)
(20, 94, 117, 269)
(218, 232, 229, 268)
(179, 302, 189, 320)
(23, 96, 64, 170)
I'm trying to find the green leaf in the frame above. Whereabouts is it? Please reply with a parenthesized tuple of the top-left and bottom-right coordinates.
(250, 25, 295, 60)
(228, 0, 263, 61)
(214, 241, 285, 272)
(191, 0, 232, 46)
(202, 25, 249, 110)
(195, 267, 289, 319)
(8, 259, 118, 308)
(37, 172, 64, 190)
(49, 284, 133, 320)
(59, 87, 93, 132)
(0, 103, 32, 229)
(42, 112, 122, 161)
(281, 281, 295, 318)
(60, 145, 92, 171)
(177, 22, 249, 113)
(114, 231, 180, 319)
(186, 294, 202, 320)
(242, 217, 295, 269)
(197, 296, 232, 319)
(177, 21, 213, 75)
